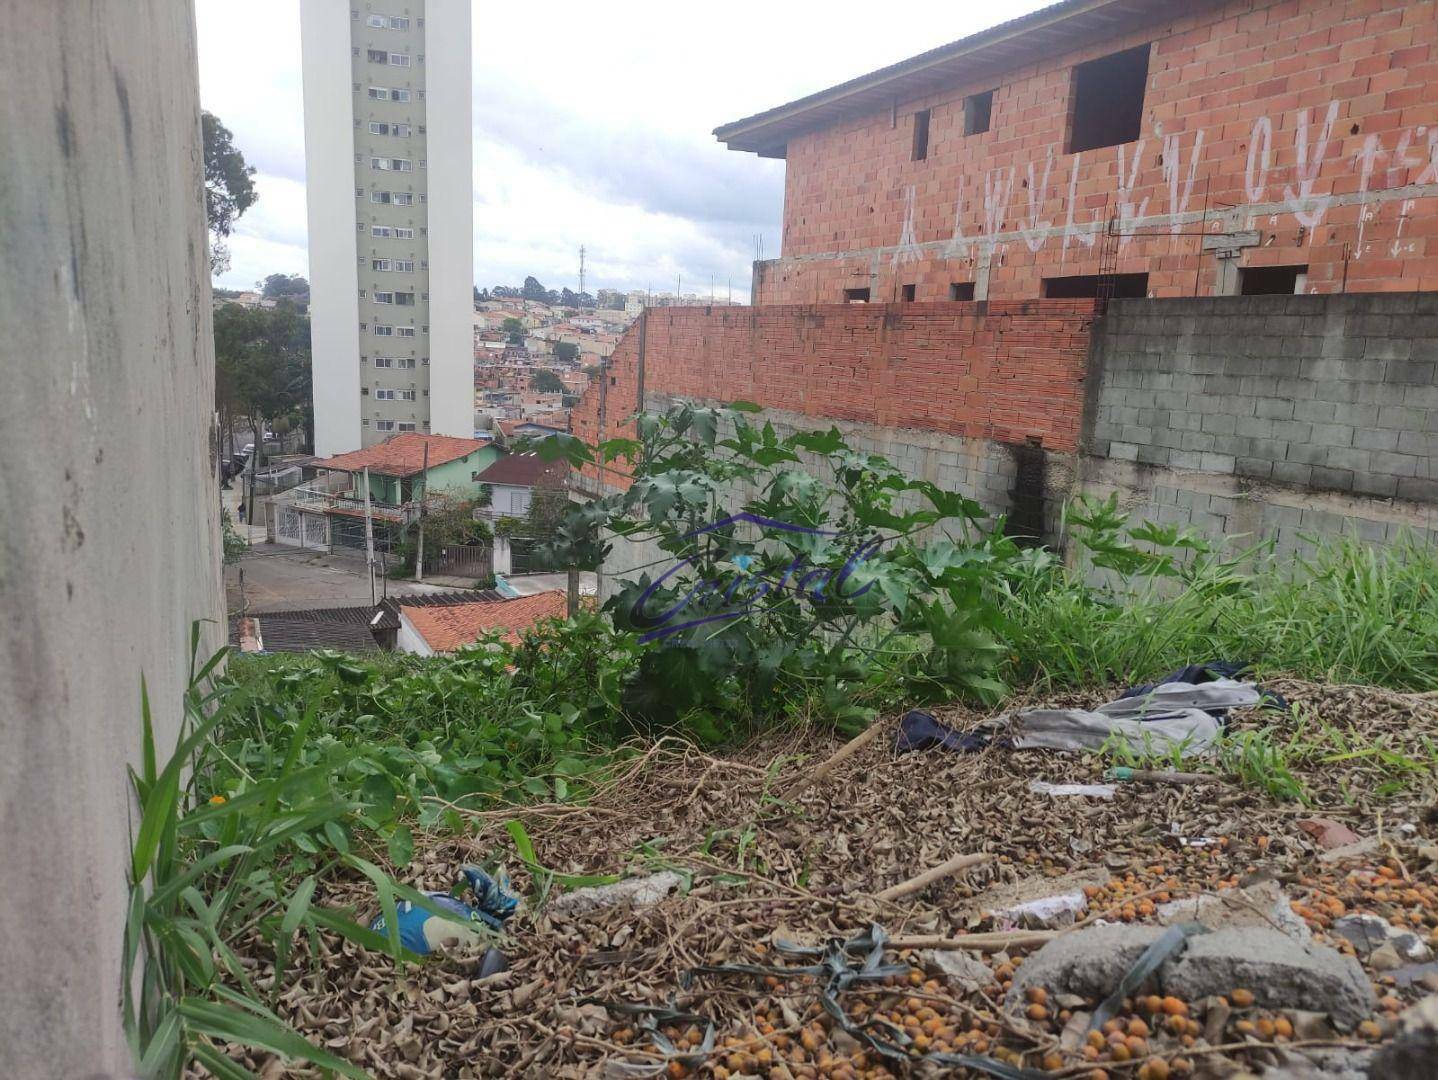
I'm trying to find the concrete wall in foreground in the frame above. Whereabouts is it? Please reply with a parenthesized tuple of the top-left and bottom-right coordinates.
(1083, 294, 1438, 556)
(0, 3, 224, 1075)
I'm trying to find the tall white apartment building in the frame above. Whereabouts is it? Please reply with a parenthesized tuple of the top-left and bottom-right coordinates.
(300, 1, 473, 455)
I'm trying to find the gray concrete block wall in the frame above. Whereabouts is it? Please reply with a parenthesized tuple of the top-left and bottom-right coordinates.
(0, 5, 225, 1075)
(1085, 295, 1438, 555)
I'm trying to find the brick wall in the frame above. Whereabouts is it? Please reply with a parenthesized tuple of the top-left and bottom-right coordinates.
(1083, 292, 1438, 554)
(757, 0, 1438, 305)
(570, 300, 1098, 496)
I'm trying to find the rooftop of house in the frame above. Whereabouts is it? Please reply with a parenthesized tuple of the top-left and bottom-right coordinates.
(397, 590, 569, 651)
(474, 452, 567, 487)
(227, 604, 401, 654)
(316, 433, 487, 478)
(713, 0, 1190, 157)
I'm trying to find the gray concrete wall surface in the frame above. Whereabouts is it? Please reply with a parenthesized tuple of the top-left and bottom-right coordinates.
(1083, 294, 1438, 556)
(0, 3, 224, 1076)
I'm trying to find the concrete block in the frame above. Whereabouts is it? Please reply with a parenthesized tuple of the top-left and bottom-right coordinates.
(1397, 429, 1435, 457)
(1330, 402, 1382, 428)
(1199, 452, 1237, 474)
(1269, 420, 1314, 443)
(1260, 355, 1304, 378)
(1396, 477, 1438, 503)
(1254, 397, 1296, 420)
(1411, 338, 1438, 363)
(1292, 399, 1337, 423)
(1271, 461, 1312, 487)
(1364, 337, 1413, 361)
(1346, 314, 1394, 337)
(1310, 467, 1355, 492)
(1378, 406, 1428, 430)
(1108, 441, 1139, 462)
(1236, 457, 1274, 480)
(1200, 412, 1238, 435)
(1309, 423, 1356, 448)
(1352, 473, 1399, 498)
(1179, 430, 1218, 452)
(1386, 361, 1437, 386)
(1285, 441, 1329, 466)
(1354, 428, 1400, 452)
(1325, 446, 1372, 473)
(1169, 449, 1204, 471)
(1319, 333, 1369, 361)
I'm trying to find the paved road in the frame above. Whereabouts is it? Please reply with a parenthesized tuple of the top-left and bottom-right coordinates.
(226, 545, 454, 615)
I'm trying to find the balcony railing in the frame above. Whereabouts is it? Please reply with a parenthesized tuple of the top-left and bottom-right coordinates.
(280, 484, 440, 525)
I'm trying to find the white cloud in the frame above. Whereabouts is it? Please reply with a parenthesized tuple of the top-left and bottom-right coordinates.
(196, 0, 1050, 295)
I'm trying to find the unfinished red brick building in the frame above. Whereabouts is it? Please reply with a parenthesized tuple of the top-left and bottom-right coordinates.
(715, 0, 1438, 303)
(573, 0, 1438, 569)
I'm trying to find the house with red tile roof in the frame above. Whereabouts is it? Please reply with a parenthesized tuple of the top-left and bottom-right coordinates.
(393, 589, 569, 654)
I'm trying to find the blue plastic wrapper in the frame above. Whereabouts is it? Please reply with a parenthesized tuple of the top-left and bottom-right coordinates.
(368, 866, 518, 956)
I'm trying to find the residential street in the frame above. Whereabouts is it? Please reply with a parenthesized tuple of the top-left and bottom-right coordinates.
(226, 545, 454, 614)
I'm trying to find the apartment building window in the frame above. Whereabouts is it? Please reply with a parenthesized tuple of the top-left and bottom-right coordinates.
(393, 192, 413, 205)
(1067, 44, 1149, 153)
(901, 283, 917, 301)
(419, 260, 428, 270)
(367, 48, 388, 63)
(358, 289, 367, 299)
(393, 123, 411, 137)
(398, 389, 416, 401)
(394, 227, 414, 239)
(394, 292, 415, 306)
(375, 357, 392, 368)
(376, 420, 396, 431)
(1240, 264, 1308, 295)
(421, 357, 430, 365)
(374, 389, 396, 400)
(394, 259, 415, 273)
(421, 325, 429, 334)
(389, 53, 410, 67)
(392, 88, 411, 103)
(419, 160, 427, 170)
(370, 190, 390, 204)
(390, 16, 409, 29)
(370, 157, 389, 171)
(374, 324, 393, 336)
(964, 90, 994, 136)
(1041, 272, 1149, 298)
(367, 87, 389, 100)
(418, 125, 426, 134)
(372, 225, 392, 237)
(372, 258, 392, 271)
(363, 419, 371, 428)
(398, 422, 416, 432)
(355, 187, 364, 198)
(396, 327, 416, 338)
(369, 122, 389, 135)
(366, 13, 387, 28)
(359, 322, 368, 331)
(394, 158, 412, 172)
(843, 287, 870, 303)
(356, 221, 366, 232)
(949, 282, 976, 300)
(374, 291, 394, 304)
(911, 109, 930, 161)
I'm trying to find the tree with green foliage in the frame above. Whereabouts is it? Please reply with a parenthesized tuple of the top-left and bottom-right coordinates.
(260, 273, 309, 300)
(521, 275, 548, 301)
(202, 111, 257, 275)
(552, 341, 579, 364)
(530, 369, 565, 394)
(214, 302, 312, 460)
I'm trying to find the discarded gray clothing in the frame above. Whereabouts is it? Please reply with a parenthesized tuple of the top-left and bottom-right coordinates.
(1009, 678, 1259, 756)
(1010, 707, 1221, 756)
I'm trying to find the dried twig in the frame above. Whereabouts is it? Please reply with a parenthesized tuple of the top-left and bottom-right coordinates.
(876, 852, 992, 902)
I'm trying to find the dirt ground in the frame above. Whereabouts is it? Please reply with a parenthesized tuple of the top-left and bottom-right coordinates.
(214, 679, 1438, 1079)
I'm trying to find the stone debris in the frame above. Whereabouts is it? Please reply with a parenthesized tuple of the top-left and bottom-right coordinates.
(1006, 924, 1376, 1030)
(1156, 879, 1311, 940)
(920, 948, 993, 993)
(1368, 994, 1438, 1079)
(544, 871, 685, 918)
(1331, 912, 1433, 963)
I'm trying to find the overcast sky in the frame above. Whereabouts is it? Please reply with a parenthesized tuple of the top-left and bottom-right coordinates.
(196, 1, 1050, 297)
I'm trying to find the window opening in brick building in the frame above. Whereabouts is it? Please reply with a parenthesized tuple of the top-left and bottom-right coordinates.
(949, 282, 976, 301)
(843, 287, 871, 303)
(901, 283, 917, 301)
(1239, 264, 1308, 295)
(911, 109, 930, 161)
(1042, 272, 1148, 299)
(1066, 44, 1149, 153)
(964, 90, 993, 136)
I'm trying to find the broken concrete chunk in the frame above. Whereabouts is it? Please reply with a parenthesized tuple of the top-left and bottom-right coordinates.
(1297, 817, 1362, 850)
(1331, 913, 1433, 964)
(921, 949, 993, 994)
(1004, 924, 1168, 1010)
(1156, 880, 1310, 941)
(1164, 929, 1375, 1031)
(546, 871, 684, 917)
(1367, 994, 1438, 1080)
(1005, 924, 1375, 1031)
(1028, 780, 1116, 799)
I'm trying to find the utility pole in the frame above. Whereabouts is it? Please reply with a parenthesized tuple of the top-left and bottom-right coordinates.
(578, 244, 586, 299)
(362, 465, 376, 606)
(414, 440, 429, 581)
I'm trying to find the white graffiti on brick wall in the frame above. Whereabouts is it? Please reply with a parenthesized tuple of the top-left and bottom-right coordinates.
(891, 98, 1436, 262)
